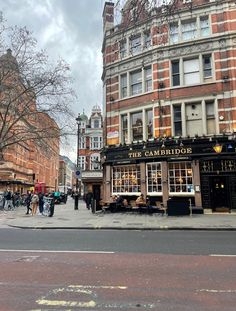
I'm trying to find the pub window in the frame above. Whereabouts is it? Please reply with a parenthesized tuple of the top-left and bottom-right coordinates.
(112, 165, 141, 194)
(121, 114, 128, 144)
(168, 162, 194, 194)
(120, 74, 127, 98)
(181, 19, 197, 41)
(172, 60, 180, 86)
(120, 39, 127, 58)
(131, 111, 143, 141)
(183, 58, 200, 85)
(170, 22, 179, 44)
(146, 109, 153, 140)
(173, 105, 182, 136)
(130, 70, 142, 96)
(206, 100, 216, 135)
(130, 34, 141, 55)
(144, 31, 151, 48)
(147, 163, 162, 194)
(200, 16, 210, 37)
(203, 55, 212, 80)
(144, 66, 152, 92)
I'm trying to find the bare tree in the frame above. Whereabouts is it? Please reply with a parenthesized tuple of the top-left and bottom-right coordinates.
(113, 0, 194, 28)
(0, 20, 76, 161)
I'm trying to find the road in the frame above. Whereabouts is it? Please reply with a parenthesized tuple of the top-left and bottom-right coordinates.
(0, 229, 235, 311)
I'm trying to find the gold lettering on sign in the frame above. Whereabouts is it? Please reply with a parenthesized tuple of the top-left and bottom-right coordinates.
(129, 147, 192, 159)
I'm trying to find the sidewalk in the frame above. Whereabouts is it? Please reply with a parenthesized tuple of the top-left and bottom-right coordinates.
(1, 197, 236, 230)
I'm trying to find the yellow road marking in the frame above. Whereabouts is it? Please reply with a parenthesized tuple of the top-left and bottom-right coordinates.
(36, 299, 96, 307)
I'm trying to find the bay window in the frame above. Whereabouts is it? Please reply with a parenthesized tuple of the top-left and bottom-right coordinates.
(146, 109, 153, 139)
(168, 162, 194, 194)
(145, 67, 152, 92)
(184, 58, 200, 85)
(147, 163, 162, 194)
(112, 165, 141, 194)
(130, 35, 141, 55)
(182, 19, 197, 41)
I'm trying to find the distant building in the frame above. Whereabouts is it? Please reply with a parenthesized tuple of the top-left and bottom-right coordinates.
(0, 49, 59, 193)
(78, 105, 103, 205)
(101, 0, 236, 212)
(58, 156, 75, 193)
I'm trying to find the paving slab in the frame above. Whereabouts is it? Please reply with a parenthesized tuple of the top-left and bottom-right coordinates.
(0, 197, 236, 230)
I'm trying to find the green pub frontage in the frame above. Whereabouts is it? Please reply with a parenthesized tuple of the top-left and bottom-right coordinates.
(102, 135, 236, 213)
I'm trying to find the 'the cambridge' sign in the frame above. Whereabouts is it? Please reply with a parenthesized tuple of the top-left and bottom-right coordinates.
(128, 147, 193, 159)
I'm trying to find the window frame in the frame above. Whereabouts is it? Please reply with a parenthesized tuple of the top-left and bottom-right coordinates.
(112, 165, 141, 195)
(168, 161, 194, 195)
(146, 162, 163, 195)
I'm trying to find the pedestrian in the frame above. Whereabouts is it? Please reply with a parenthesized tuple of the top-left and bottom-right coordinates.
(85, 191, 93, 210)
(31, 192, 39, 216)
(38, 192, 44, 215)
(4, 188, 14, 210)
(25, 191, 32, 215)
(74, 190, 79, 210)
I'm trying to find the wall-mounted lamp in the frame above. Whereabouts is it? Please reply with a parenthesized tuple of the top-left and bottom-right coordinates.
(213, 143, 223, 153)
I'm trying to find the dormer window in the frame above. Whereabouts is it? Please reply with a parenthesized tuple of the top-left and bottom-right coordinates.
(94, 119, 100, 128)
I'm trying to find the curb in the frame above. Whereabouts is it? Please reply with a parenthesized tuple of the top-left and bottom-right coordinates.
(8, 225, 236, 231)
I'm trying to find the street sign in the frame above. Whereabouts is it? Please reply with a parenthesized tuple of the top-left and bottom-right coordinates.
(75, 170, 81, 177)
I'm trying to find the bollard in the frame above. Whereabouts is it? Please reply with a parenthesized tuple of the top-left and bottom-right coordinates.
(91, 199, 96, 214)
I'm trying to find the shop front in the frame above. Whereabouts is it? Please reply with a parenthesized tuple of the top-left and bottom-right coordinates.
(102, 136, 236, 212)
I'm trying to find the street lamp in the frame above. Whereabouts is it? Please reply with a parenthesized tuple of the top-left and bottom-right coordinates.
(75, 113, 82, 210)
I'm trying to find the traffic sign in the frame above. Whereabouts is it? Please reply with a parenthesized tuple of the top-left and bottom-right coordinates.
(75, 170, 81, 177)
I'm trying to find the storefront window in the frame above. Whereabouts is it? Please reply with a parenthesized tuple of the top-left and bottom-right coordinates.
(112, 165, 141, 194)
(147, 163, 162, 194)
(168, 162, 194, 194)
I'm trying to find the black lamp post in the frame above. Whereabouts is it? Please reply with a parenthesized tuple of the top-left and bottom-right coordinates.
(74, 113, 82, 210)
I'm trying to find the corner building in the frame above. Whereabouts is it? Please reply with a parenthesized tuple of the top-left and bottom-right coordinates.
(102, 0, 236, 212)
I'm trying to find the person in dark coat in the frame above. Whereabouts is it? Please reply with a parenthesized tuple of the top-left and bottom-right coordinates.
(38, 192, 44, 215)
(25, 191, 32, 215)
(85, 191, 93, 210)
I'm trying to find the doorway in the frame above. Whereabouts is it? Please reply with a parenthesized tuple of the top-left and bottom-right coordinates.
(211, 176, 229, 211)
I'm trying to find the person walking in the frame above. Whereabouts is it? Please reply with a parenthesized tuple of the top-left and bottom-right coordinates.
(38, 192, 44, 215)
(4, 189, 14, 210)
(31, 192, 39, 216)
(25, 191, 32, 215)
(85, 191, 93, 210)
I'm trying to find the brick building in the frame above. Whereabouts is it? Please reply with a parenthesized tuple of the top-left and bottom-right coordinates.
(101, 0, 236, 212)
(0, 49, 59, 193)
(78, 106, 103, 205)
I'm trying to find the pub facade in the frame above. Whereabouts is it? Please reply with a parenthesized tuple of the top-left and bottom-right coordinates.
(101, 0, 236, 212)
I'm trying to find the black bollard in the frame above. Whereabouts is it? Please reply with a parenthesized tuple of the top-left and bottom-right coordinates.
(74, 191, 79, 210)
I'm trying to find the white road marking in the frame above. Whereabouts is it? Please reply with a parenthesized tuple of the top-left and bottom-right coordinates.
(68, 285, 127, 290)
(197, 289, 236, 293)
(210, 254, 236, 257)
(0, 249, 114, 254)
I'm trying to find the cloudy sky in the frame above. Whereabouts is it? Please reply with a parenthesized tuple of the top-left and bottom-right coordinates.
(1, 0, 108, 115)
(1, 0, 110, 161)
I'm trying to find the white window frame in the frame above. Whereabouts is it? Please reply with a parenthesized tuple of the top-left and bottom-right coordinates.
(112, 165, 141, 195)
(79, 136, 86, 149)
(147, 162, 163, 195)
(90, 154, 101, 170)
(79, 156, 86, 170)
(168, 161, 194, 195)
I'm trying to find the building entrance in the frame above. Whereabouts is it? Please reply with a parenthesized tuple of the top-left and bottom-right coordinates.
(211, 176, 229, 211)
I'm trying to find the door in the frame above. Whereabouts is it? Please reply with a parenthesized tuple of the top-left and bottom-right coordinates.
(211, 176, 229, 211)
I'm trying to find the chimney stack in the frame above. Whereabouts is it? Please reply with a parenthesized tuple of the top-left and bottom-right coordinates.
(103, 2, 114, 32)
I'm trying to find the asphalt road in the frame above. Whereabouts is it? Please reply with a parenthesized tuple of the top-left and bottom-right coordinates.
(0, 228, 236, 255)
(0, 229, 235, 311)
